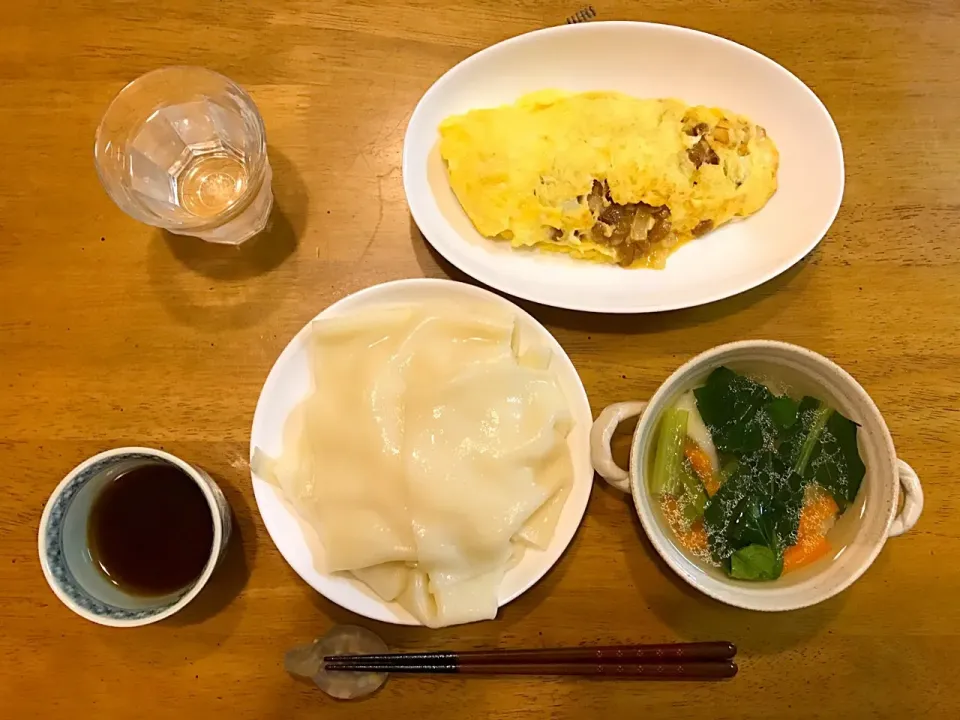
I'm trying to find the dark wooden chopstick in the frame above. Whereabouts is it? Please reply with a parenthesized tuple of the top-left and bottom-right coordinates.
(323, 660, 738, 679)
(324, 641, 735, 666)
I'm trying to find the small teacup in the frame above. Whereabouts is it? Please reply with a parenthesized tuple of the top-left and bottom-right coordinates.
(38, 447, 232, 627)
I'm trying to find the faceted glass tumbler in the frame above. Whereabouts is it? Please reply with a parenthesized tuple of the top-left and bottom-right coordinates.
(94, 66, 272, 245)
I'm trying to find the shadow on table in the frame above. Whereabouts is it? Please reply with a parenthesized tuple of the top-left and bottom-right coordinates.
(408, 213, 814, 335)
(146, 148, 307, 330)
(160, 148, 306, 279)
(623, 505, 842, 656)
(159, 207, 299, 280)
(495, 530, 581, 627)
(163, 473, 257, 626)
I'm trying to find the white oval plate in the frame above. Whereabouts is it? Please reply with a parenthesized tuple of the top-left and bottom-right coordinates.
(403, 22, 844, 313)
(250, 279, 593, 625)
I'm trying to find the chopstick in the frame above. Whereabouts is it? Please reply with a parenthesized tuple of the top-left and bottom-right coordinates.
(324, 641, 736, 666)
(323, 660, 738, 679)
(323, 642, 738, 679)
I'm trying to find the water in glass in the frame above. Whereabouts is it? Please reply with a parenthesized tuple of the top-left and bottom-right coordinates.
(95, 67, 272, 245)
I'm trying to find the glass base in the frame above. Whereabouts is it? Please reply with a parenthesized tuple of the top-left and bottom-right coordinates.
(167, 162, 273, 245)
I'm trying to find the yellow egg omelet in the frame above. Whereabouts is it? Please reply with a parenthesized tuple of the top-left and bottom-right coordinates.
(438, 91, 779, 268)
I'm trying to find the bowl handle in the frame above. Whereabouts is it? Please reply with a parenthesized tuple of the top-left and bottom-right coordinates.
(590, 401, 648, 493)
(888, 459, 923, 537)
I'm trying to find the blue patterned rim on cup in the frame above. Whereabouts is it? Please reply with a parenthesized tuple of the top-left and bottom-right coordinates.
(38, 447, 232, 627)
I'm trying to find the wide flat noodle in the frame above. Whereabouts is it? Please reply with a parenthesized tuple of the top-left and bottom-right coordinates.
(296, 310, 419, 571)
(403, 365, 570, 569)
(350, 563, 410, 602)
(515, 444, 573, 549)
(261, 302, 574, 627)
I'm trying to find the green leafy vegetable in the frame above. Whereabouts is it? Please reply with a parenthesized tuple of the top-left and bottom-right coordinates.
(720, 459, 739, 481)
(767, 396, 799, 431)
(777, 397, 819, 469)
(650, 408, 688, 496)
(808, 410, 866, 508)
(779, 397, 866, 509)
(793, 404, 833, 475)
(730, 544, 783, 580)
(693, 367, 866, 580)
(693, 367, 774, 454)
(702, 453, 803, 564)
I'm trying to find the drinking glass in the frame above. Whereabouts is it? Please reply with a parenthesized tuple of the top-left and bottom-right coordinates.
(94, 67, 272, 245)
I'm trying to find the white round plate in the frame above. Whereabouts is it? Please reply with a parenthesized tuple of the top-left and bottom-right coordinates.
(403, 22, 844, 313)
(250, 279, 593, 625)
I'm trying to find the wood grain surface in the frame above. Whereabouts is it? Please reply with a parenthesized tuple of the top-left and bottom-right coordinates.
(2, 1, 958, 718)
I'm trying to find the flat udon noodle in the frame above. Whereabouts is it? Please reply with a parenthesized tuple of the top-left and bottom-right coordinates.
(380, 444, 571, 626)
(514, 442, 573, 549)
(281, 309, 420, 571)
(350, 562, 408, 601)
(401, 371, 570, 625)
(260, 302, 573, 627)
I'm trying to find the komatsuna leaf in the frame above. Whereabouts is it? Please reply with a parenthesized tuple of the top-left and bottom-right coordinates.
(776, 396, 821, 471)
(767, 396, 799, 431)
(730, 544, 783, 580)
(702, 475, 741, 562)
(807, 411, 866, 508)
(702, 451, 804, 565)
(694, 367, 774, 454)
(770, 469, 805, 547)
(778, 397, 866, 510)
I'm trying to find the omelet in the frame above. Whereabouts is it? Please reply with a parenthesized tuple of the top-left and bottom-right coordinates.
(438, 91, 779, 268)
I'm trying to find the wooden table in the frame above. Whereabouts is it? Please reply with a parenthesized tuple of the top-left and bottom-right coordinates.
(2, 1, 958, 717)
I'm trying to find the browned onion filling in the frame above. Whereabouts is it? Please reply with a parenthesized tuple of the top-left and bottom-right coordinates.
(582, 180, 675, 267)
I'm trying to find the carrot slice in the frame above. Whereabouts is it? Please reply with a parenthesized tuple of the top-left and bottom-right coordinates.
(660, 494, 682, 535)
(797, 489, 840, 540)
(684, 441, 720, 497)
(782, 488, 840, 573)
(678, 519, 709, 555)
(800, 490, 840, 535)
(783, 535, 831, 572)
(661, 494, 709, 555)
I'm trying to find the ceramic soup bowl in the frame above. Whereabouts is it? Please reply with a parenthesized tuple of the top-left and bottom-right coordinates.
(590, 341, 923, 611)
